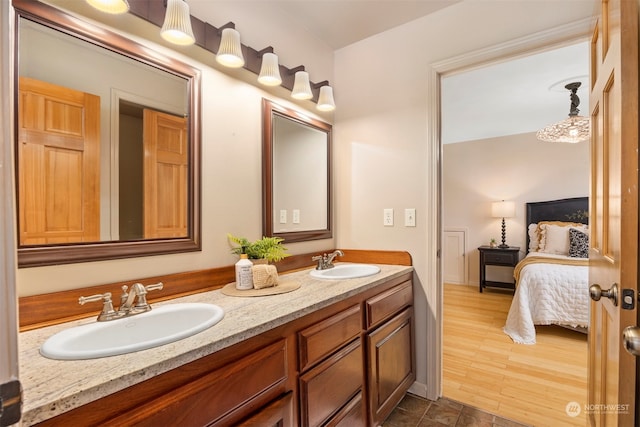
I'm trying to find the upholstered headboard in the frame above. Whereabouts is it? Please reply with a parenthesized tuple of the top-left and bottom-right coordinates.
(525, 197, 589, 252)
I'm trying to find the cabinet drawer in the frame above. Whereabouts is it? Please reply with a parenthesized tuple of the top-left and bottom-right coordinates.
(365, 280, 412, 329)
(108, 340, 288, 427)
(483, 251, 516, 264)
(299, 339, 363, 427)
(298, 304, 361, 372)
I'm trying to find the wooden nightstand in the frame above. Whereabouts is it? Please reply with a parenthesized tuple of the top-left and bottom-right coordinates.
(477, 246, 520, 292)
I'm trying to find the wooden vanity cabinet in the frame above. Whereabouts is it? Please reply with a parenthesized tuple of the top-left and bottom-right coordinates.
(35, 272, 413, 427)
(365, 280, 415, 425)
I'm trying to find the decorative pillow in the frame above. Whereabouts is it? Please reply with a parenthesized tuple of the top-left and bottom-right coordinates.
(528, 223, 540, 251)
(537, 221, 587, 253)
(569, 228, 589, 258)
(540, 223, 588, 255)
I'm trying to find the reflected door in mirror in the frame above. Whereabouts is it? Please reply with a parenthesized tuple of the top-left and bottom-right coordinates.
(143, 109, 188, 239)
(18, 77, 100, 245)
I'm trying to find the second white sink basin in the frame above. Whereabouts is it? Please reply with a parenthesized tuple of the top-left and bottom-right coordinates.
(310, 263, 381, 280)
(40, 302, 224, 360)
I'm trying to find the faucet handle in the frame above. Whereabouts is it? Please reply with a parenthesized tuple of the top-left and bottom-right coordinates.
(145, 282, 164, 292)
(79, 292, 117, 321)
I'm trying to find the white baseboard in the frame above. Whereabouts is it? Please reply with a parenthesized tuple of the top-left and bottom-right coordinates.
(408, 381, 428, 399)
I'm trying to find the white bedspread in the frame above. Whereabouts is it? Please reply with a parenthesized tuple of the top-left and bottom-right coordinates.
(503, 252, 589, 344)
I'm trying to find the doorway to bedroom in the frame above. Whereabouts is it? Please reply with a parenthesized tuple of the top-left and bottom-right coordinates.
(439, 39, 590, 426)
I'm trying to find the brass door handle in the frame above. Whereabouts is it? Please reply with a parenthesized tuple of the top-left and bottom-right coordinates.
(589, 283, 619, 306)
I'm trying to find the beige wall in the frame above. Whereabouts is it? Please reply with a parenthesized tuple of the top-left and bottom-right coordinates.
(15, 4, 336, 297)
(333, 0, 594, 398)
(443, 132, 589, 285)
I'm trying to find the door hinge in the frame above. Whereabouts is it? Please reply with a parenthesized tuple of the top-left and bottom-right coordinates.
(0, 380, 22, 426)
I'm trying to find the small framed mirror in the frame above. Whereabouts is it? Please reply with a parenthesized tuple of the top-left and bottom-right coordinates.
(262, 99, 332, 243)
(14, 0, 201, 267)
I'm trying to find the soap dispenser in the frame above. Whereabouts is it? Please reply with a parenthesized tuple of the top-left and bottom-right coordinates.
(235, 254, 254, 290)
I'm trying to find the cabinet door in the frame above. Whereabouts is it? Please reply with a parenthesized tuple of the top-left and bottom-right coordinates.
(299, 339, 362, 427)
(367, 307, 415, 425)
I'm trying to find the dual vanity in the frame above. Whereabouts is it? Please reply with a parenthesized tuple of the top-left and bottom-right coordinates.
(19, 257, 415, 426)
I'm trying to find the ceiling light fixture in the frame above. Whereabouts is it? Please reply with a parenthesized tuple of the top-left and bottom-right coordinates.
(291, 70, 313, 100)
(536, 82, 590, 143)
(86, 0, 129, 14)
(216, 26, 245, 68)
(257, 50, 282, 86)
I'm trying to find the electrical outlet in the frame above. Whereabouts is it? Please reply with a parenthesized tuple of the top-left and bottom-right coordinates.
(383, 208, 394, 226)
(279, 209, 287, 224)
(292, 209, 300, 224)
(404, 208, 416, 227)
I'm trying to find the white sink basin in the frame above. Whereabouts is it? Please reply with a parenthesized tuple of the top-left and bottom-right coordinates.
(40, 303, 224, 360)
(309, 263, 381, 280)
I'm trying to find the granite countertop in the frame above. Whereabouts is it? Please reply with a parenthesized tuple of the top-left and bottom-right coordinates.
(19, 263, 413, 425)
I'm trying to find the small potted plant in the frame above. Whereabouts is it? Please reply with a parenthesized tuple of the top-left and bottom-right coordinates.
(489, 238, 498, 248)
(227, 234, 290, 263)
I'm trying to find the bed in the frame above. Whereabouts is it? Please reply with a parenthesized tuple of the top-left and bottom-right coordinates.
(503, 197, 590, 344)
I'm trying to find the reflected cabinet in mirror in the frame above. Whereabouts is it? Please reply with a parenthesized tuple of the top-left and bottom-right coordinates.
(262, 99, 332, 243)
(14, 0, 201, 267)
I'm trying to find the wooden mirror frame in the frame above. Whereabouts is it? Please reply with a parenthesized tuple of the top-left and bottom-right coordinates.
(262, 99, 332, 243)
(14, 0, 201, 267)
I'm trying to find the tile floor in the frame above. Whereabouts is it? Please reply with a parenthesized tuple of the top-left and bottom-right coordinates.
(382, 394, 531, 427)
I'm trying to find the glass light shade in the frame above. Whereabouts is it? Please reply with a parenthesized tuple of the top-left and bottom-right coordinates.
(536, 115, 591, 143)
(216, 28, 245, 68)
(257, 53, 282, 86)
(161, 0, 196, 46)
(86, 0, 129, 14)
(291, 71, 313, 100)
(491, 201, 515, 218)
(316, 85, 335, 111)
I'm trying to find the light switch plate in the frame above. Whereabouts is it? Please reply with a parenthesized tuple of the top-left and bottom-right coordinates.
(404, 208, 416, 227)
(383, 208, 394, 226)
(292, 209, 300, 224)
(279, 210, 287, 224)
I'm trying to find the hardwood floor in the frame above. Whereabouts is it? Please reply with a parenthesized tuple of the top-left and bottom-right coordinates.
(443, 284, 588, 427)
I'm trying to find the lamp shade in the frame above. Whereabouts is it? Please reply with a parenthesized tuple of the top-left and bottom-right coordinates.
(86, 0, 129, 14)
(216, 28, 245, 68)
(160, 0, 195, 46)
(291, 71, 313, 100)
(316, 85, 336, 111)
(491, 201, 515, 218)
(257, 52, 282, 86)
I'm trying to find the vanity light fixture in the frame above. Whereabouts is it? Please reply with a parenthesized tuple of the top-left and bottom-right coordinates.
(86, 0, 129, 14)
(160, 0, 196, 46)
(291, 70, 313, 100)
(315, 83, 336, 111)
(257, 50, 282, 86)
(536, 82, 590, 143)
(216, 25, 245, 68)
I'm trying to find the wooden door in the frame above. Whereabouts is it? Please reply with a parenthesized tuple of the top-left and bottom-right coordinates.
(18, 77, 100, 245)
(588, 0, 638, 425)
(143, 109, 188, 239)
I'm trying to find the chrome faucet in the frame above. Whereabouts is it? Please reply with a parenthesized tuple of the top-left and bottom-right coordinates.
(79, 282, 164, 321)
(312, 250, 344, 270)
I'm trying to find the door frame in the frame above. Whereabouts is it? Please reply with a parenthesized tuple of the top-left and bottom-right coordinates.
(428, 17, 593, 400)
(0, 0, 20, 424)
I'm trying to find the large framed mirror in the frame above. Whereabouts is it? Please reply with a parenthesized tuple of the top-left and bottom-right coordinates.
(262, 99, 332, 243)
(14, 0, 201, 267)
